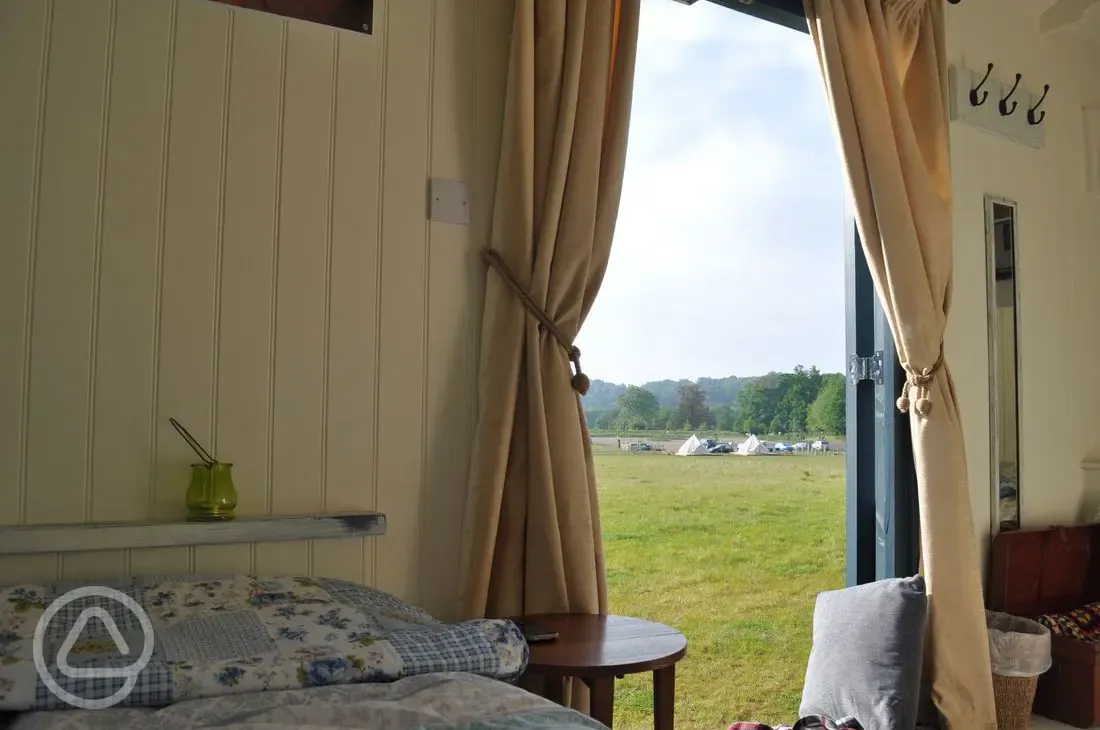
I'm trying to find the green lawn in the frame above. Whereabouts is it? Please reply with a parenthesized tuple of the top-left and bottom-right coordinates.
(596, 447, 845, 729)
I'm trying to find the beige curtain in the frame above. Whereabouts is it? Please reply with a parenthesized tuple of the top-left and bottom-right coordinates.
(460, 0, 639, 623)
(803, 1, 996, 728)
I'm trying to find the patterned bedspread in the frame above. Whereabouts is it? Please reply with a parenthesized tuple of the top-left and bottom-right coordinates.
(0, 575, 528, 712)
(5, 672, 605, 730)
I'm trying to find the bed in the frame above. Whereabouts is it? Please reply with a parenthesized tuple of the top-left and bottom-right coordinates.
(0, 572, 603, 729)
(4, 672, 605, 730)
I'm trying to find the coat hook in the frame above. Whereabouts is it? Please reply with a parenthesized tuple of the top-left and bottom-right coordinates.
(970, 63, 994, 107)
(1027, 84, 1050, 125)
(999, 73, 1023, 116)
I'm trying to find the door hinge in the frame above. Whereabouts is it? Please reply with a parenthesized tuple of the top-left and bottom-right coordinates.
(848, 351, 885, 386)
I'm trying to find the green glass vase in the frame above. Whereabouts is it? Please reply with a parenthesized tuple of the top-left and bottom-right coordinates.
(185, 462, 237, 522)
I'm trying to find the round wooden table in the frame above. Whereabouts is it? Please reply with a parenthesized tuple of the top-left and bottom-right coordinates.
(520, 614, 687, 730)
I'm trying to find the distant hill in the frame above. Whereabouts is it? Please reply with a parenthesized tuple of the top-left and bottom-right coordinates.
(582, 375, 754, 410)
(582, 367, 846, 435)
(580, 379, 629, 410)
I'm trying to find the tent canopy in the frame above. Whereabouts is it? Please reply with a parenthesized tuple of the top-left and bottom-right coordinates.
(676, 434, 709, 456)
(737, 434, 769, 455)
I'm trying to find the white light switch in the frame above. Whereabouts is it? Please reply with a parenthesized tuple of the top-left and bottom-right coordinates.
(429, 179, 469, 225)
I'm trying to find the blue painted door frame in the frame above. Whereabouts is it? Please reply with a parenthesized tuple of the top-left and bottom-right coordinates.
(714, 0, 920, 584)
(847, 219, 920, 584)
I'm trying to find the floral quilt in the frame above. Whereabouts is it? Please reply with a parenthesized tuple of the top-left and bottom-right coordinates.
(0, 575, 528, 711)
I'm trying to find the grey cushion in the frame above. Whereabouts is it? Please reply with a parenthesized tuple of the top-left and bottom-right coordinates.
(799, 575, 928, 730)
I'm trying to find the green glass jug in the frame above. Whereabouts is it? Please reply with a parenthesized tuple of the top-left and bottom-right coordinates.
(185, 462, 238, 521)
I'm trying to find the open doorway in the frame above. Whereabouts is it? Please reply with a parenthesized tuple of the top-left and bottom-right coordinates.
(576, 1, 911, 727)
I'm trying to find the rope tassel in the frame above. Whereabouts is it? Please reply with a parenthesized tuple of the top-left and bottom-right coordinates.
(569, 347, 590, 396)
(896, 370, 934, 417)
(896, 350, 944, 418)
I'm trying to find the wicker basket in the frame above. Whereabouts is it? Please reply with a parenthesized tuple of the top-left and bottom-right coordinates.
(992, 672, 1039, 730)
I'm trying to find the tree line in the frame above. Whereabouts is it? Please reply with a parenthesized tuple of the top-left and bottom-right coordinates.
(585, 366, 846, 436)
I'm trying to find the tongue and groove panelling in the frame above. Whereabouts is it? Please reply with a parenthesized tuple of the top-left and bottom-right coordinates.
(0, 0, 511, 620)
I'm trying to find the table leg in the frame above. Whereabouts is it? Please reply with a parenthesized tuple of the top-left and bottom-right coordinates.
(543, 676, 565, 706)
(586, 676, 615, 728)
(654, 665, 675, 730)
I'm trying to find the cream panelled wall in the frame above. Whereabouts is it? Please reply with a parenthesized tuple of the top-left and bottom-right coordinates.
(0, 0, 511, 619)
(945, 1, 1100, 556)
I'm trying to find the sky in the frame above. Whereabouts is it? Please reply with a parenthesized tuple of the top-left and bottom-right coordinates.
(574, 0, 848, 386)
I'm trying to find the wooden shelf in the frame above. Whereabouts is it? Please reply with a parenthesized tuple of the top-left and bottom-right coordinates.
(0, 513, 385, 556)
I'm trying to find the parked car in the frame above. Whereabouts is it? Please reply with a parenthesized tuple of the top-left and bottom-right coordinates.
(772, 442, 793, 453)
(708, 443, 733, 454)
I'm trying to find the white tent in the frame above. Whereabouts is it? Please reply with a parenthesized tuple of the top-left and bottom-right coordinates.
(676, 434, 710, 456)
(737, 434, 769, 455)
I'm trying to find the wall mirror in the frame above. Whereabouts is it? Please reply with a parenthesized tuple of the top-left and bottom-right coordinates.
(986, 195, 1021, 533)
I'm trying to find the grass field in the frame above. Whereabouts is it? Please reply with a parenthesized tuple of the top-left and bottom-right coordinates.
(595, 446, 845, 729)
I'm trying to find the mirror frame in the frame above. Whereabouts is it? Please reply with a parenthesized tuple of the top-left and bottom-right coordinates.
(985, 195, 1022, 535)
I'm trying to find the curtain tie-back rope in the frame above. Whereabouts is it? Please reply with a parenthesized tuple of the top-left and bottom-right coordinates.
(896, 347, 945, 417)
(481, 248, 591, 396)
